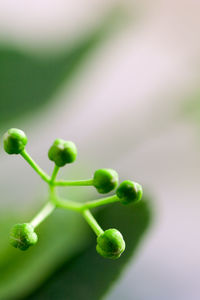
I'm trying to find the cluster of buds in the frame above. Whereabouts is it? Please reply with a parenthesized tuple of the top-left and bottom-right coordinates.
(4, 128, 143, 259)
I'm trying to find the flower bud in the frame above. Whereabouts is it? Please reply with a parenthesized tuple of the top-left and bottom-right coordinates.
(116, 180, 143, 204)
(10, 223, 38, 251)
(48, 139, 77, 167)
(3, 128, 27, 154)
(93, 169, 118, 194)
(96, 228, 125, 259)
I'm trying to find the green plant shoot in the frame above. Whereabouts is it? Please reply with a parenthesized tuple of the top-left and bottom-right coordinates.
(3, 128, 143, 259)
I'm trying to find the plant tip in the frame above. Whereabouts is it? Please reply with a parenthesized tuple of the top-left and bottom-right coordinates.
(93, 169, 118, 194)
(10, 223, 38, 251)
(48, 139, 77, 167)
(116, 180, 143, 204)
(96, 228, 125, 259)
(3, 128, 27, 154)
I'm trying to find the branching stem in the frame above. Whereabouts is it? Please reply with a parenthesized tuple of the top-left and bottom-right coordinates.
(50, 165, 60, 184)
(29, 164, 60, 228)
(51, 196, 83, 212)
(21, 152, 117, 236)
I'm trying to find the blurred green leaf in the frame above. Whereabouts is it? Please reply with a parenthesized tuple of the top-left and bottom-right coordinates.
(0, 11, 119, 126)
(25, 199, 151, 300)
(0, 208, 92, 300)
(181, 90, 200, 122)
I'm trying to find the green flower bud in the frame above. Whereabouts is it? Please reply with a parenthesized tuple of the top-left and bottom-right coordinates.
(3, 128, 27, 154)
(93, 169, 118, 194)
(48, 139, 77, 167)
(116, 180, 143, 204)
(10, 223, 38, 251)
(96, 228, 125, 259)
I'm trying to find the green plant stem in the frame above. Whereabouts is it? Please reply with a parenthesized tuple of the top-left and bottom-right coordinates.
(30, 201, 55, 228)
(50, 165, 59, 184)
(49, 166, 59, 204)
(84, 195, 119, 209)
(23, 154, 117, 232)
(30, 163, 61, 228)
(82, 209, 104, 236)
(52, 196, 83, 212)
(54, 179, 93, 186)
(49, 166, 82, 212)
(21, 150, 50, 183)
(18, 141, 120, 239)
(49, 194, 119, 212)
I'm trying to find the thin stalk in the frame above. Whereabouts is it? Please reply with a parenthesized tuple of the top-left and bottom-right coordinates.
(30, 163, 61, 228)
(48, 166, 83, 211)
(50, 165, 59, 184)
(82, 209, 104, 236)
(30, 201, 55, 228)
(84, 195, 119, 209)
(54, 179, 93, 187)
(52, 196, 83, 212)
(21, 150, 50, 183)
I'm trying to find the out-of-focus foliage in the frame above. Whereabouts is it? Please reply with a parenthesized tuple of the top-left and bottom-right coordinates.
(0, 10, 151, 300)
(0, 198, 151, 300)
(0, 11, 117, 126)
(0, 208, 92, 299)
(182, 92, 200, 124)
(25, 199, 151, 300)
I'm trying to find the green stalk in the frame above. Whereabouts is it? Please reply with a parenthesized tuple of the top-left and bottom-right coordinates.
(30, 163, 61, 228)
(30, 201, 55, 228)
(82, 209, 104, 236)
(21, 150, 50, 183)
(50, 165, 60, 184)
(84, 195, 119, 209)
(51, 196, 82, 212)
(54, 179, 93, 186)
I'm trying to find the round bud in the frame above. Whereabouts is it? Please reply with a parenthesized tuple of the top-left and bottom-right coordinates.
(93, 169, 118, 194)
(96, 228, 125, 259)
(10, 223, 38, 251)
(116, 180, 143, 204)
(48, 139, 77, 167)
(3, 128, 27, 154)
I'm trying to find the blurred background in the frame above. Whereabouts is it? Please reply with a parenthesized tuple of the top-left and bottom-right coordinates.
(0, 0, 200, 299)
